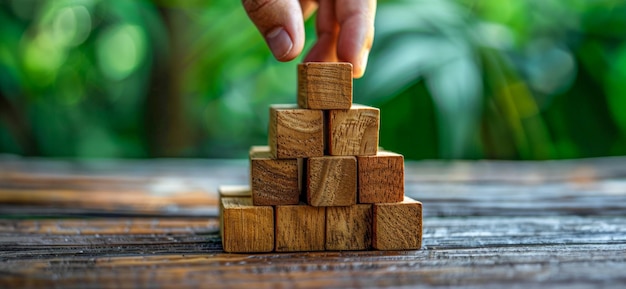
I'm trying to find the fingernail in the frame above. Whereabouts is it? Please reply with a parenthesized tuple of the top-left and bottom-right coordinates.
(266, 27, 293, 60)
(356, 49, 370, 78)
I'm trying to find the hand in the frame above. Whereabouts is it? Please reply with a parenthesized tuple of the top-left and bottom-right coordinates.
(242, 0, 376, 78)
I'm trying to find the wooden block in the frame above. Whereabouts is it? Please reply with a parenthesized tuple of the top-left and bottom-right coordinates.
(269, 104, 324, 159)
(218, 185, 251, 198)
(218, 185, 251, 237)
(221, 197, 274, 253)
(372, 196, 422, 250)
(298, 62, 353, 109)
(326, 204, 372, 251)
(250, 146, 300, 206)
(306, 156, 357, 207)
(275, 204, 325, 252)
(328, 104, 379, 156)
(357, 151, 404, 203)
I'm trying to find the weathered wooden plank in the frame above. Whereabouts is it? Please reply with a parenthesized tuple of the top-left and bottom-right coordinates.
(0, 235, 626, 288)
(1, 157, 626, 288)
(0, 216, 624, 288)
(2, 157, 626, 218)
(409, 180, 626, 217)
(0, 218, 218, 235)
(2, 216, 623, 251)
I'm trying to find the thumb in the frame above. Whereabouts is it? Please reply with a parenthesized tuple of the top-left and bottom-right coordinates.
(243, 0, 305, 61)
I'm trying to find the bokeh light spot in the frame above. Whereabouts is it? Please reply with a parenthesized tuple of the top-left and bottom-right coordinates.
(51, 5, 92, 47)
(22, 33, 66, 86)
(96, 24, 146, 81)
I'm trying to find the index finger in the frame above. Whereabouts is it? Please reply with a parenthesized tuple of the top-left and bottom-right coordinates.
(336, 0, 376, 78)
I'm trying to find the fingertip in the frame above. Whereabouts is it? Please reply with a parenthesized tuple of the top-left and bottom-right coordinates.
(337, 16, 373, 78)
(266, 26, 302, 61)
(353, 49, 369, 78)
(335, 0, 376, 78)
(243, 0, 305, 61)
(304, 32, 339, 63)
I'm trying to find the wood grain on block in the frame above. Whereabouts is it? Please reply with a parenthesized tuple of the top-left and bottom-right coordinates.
(373, 196, 422, 250)
(221, 197, 274, 253)
(297, 62, 353, 109)
(307, 156, 357, 207)
(328, 104, 379, 156)
(358, 151, 404, 203)
(326, 204, 372, 251)
(269, 104, 324, 159)
(275, 204, 326, 252)
(250, 146, 300, 206)
(218, 185, 250, 237)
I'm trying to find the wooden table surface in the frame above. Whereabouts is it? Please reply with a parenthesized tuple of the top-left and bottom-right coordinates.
(0, 156, 625, 288)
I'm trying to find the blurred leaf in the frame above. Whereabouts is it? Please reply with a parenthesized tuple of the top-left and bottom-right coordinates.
(2, 0, 626, 160)
(426, 49, 482, 158)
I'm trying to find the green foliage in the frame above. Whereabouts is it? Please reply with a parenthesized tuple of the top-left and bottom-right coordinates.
(361, 0, 626, 159)
(1, 0, 625, 159)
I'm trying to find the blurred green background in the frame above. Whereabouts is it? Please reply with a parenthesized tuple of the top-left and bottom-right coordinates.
(1, 0, 626, 160)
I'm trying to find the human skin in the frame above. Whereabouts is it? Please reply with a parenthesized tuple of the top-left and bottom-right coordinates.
(242, 0, 376, 78)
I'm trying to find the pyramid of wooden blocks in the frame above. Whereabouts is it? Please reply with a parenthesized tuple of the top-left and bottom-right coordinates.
(219, 62, 423, 253)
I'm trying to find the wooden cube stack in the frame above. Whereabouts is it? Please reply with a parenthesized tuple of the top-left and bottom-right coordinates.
(219, 62, 423, 253)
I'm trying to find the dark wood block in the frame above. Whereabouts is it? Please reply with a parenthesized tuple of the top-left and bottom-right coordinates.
(358, 151, 404, 203)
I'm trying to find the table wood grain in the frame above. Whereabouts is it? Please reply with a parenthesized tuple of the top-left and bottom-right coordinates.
(0, 156, 625, 288)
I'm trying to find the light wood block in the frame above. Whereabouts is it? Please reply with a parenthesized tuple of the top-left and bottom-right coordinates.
(297, 62, 353, 109)
(275, 204, 325, 252)
(269, 104, 324, 159)
(250, 146, 300, 206)
(306, 156, 357, 207)
(326, 204, 372, 251)
(328, 104, 379, 156)
(218, 185, 251, 237)
(357, 151, 405, 203)
(218, 185, 251, 198)
(372, 196, 423, 250)
(221, 197, 274, 253)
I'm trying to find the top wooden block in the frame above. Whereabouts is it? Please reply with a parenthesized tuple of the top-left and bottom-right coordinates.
(298, 62, 353, 109)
